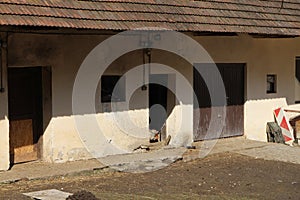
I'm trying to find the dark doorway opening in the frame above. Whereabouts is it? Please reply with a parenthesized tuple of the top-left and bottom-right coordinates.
(8, 67, 44, 164)
(193, 63, 245, 141)
(149, 74, 168, 137)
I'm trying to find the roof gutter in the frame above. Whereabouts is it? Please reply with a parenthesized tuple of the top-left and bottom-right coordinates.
(249, 33, 298, 38)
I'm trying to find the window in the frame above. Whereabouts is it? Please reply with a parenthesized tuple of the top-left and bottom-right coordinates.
(267, 74, 277, 94)
(101, 75, 125, 103)
(296, 57, 300, 82)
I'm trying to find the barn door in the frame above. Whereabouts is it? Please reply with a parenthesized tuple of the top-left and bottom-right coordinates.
(193, 63, 245, 141)
(8, 67, 43, 164)
(220, 64, 245, 137)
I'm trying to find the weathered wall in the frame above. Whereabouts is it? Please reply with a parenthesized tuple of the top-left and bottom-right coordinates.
(149, 62, 193, 146)
(3, 32, 300, 167)
(0, 33, 9, 170)
(7, 33, 194, 163)
(195, 34, 300, 142)
(8, 34, 105, 162)
(93, 49, 194, 154)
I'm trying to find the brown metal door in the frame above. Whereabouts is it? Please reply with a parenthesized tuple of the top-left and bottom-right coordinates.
(193, 63, 245, 141)
(8, 67, 43, 164)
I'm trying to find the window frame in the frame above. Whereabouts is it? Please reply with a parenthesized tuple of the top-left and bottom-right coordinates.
(266, 74, 277, 94)
(101, 75, 126, 103)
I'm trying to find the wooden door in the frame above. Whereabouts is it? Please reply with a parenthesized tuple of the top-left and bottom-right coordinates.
(220, 64, 245, 137)
(193, 63, 245, 141)
(8, 67, 43, 164)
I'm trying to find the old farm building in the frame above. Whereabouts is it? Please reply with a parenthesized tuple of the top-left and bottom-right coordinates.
(0, 0, 300, 170)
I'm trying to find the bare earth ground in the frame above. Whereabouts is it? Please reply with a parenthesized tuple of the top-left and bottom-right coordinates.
(0, 152, 300, 200)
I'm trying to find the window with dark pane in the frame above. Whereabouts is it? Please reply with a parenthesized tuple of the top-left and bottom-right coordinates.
(101, 75, 125, 103)
(267, 74, 276, 94)
(296, 57, 300, 82)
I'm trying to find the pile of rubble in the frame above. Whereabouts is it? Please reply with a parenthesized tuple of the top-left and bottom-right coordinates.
(66, 190, 99, 200)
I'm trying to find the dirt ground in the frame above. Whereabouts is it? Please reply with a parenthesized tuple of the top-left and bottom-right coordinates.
(0, 152, 300, 200)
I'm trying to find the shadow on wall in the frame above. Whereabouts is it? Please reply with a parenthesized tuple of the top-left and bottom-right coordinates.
(7, 34, 192, 118)
(0, 96, 6, 120)
(93, 49, 188, 114)
(91, 50, 182, 136)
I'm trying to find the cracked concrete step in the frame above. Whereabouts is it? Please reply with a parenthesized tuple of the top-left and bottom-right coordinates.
(98, 147, 186, 173)
(0, 147, 186, 183)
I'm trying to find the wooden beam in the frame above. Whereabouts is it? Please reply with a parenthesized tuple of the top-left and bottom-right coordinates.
(284, 109, 300, 113)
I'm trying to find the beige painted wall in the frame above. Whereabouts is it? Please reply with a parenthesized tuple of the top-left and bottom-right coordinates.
(0, 32, 299, 169)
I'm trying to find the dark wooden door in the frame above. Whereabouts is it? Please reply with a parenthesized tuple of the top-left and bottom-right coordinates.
(193, 63, 245, 141)
(149, 74, 168, 131)
(8, 67, 43, 164)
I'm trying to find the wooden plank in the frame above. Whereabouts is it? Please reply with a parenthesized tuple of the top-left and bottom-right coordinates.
(222, 105, 244, 137)
(9, 119, 38, 163)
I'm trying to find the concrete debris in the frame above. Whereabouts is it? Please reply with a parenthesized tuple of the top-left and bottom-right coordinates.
(133, 145, 150, 153)
(23, 189, 72, 200)
(150, 132, 159, 143)
(99, 147, 186, 173)
(109, 156, 183, 173)
(150, 123, 166, 143)
(266, 122, 286, 144)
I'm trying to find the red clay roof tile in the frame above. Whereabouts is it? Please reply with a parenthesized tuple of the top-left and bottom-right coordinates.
(0, 0, 298, 35)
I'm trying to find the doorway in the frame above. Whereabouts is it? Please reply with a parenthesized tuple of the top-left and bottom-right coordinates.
(8, 67, 43, 164)
(193, 63, 245, 141)
(149, 74, 168, 136)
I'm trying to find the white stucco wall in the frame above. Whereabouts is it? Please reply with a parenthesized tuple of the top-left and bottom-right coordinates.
(195, 34, 300, 142)
(149, 64, 193, 146)
(6, 33, 194, 163)
(8, 34, 103, 162)
(244, 98, 288, 141)
(0, 31, 299, 169)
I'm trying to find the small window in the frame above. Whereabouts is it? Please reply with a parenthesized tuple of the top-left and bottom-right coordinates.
(267, 74, 277, 94)
(101, 75, 125, 103)
(296, 57, 300, 82)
